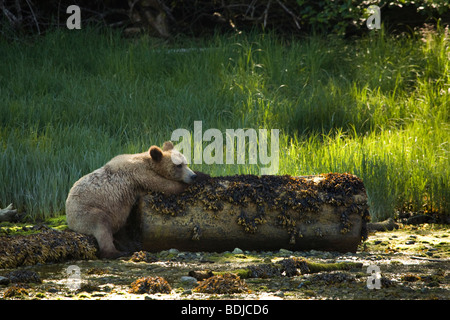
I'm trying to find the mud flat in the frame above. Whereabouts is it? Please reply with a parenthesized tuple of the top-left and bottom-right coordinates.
(0, 224, 448, 300)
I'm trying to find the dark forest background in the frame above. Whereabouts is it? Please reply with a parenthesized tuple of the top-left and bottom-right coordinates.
(1, 0, 449, 38)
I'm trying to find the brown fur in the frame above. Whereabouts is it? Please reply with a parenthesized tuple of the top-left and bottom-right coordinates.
(66, 141, 196, 258)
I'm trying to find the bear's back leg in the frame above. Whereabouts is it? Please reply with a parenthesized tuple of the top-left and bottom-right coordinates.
(93, 222, 124, 259)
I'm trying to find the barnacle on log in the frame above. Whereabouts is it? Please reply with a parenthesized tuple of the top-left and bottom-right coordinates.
(138, 173, 370, 253)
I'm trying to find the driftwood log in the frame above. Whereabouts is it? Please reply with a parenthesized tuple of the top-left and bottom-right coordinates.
(367, 218, 399, 232)
(0, 204, 19, 222)
(137, 173, 370, 253)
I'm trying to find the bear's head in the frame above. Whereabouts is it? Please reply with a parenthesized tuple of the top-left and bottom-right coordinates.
(149, 141, 197, 184)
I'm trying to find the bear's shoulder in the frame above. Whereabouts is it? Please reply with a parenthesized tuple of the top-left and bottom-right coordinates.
(105, 152, 149, 172)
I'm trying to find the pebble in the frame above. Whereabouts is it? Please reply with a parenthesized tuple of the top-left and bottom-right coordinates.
(279, 248, 292, 256)
(232, 248, 243, 254)
(274, 291, 285, 298)
(322, 252, 333, 259)
(159, 250, 169, 257)
(168, 248, 179, 254)
(181, 289, 192, 295)
(405, 240, 415, 245)
(180, 276, 198, 288)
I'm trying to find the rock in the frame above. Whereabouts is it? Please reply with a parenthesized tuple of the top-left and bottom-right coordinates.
(279, 248, 292, 256)
(406, 214, 433, 225)
(180, 276, 198, 288)
(367, 218, 398, 231)
(322, 252, 333, 259)
(0, 203, 20, 222)
(159, 250, 169, 257)
(188, 270, 214, 281)
(405, 240, 415, 245)
(0, 276, 10, 285)
(232, 248, 243, 254)
(274, 291, 285, 298)
(6, 270, 41, 283)
(168, 248, 179, 254)
(181, 289, 192, 295)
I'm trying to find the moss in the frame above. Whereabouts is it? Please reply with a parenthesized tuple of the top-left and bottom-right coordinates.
(0, 215, 68, 236)
(214, 269, 252, 279)
(35, 292, 46, 299)
(45, 216, 68, 231)
(0, 223, 37, 236)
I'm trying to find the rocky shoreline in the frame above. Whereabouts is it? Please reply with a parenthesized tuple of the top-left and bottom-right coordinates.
(0, 223, 448, 300)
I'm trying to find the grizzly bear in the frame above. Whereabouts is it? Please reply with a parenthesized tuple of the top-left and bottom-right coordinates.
(66, 141, 197, 258)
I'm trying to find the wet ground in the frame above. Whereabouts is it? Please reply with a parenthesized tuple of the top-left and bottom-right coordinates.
(0, 224, 448, 300)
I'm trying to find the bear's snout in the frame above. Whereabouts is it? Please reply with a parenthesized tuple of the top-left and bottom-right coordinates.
(183, 171, 197, 184)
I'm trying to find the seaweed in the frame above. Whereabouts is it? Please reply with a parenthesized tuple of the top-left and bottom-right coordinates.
(0, 227, 98, 268)
(193, 273, 250, 294)
(129, 276, 172, 294)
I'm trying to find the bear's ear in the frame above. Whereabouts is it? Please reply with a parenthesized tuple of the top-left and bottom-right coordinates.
(149, 146, 163, 162)
(162, 141, 174, 151)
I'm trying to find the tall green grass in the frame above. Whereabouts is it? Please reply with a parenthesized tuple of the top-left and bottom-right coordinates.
(0, 27, 448, 221)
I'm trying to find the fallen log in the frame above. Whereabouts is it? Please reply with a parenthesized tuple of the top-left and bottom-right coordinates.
(0, 204, 19, 222)
(137, 173, 370, 253)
